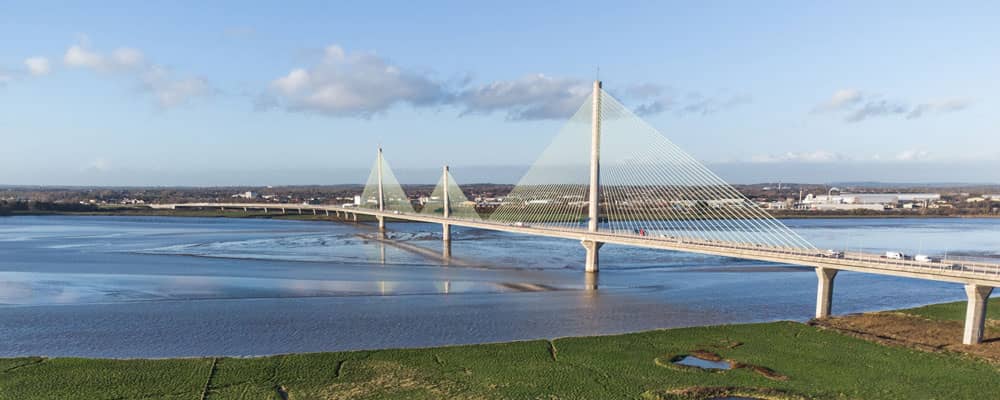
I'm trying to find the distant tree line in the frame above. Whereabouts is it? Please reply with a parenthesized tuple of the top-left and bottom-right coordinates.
(0, 200, 100, 215)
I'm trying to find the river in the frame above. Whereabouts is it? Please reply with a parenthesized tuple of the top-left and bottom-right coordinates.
(0, 215, 996, 357)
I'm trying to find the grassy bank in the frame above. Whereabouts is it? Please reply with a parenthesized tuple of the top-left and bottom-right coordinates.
(2, 317, 999, 400)
(897, 297, 1000, 321)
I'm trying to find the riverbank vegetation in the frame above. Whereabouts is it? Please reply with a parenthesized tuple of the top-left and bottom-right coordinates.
(3, 306, 998, 399)
(812, 298, 1000, 363)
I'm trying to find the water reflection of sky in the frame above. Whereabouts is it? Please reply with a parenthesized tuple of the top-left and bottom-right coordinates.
(0, 215, 996, 357)
(1, 216, 998, 307)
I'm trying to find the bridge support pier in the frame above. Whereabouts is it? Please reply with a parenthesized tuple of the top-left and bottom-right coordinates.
(581, 240, 603, 273)
(377, 216, 385, 231)
(963, 284, 994, 345)
(815, 267, 839, 318)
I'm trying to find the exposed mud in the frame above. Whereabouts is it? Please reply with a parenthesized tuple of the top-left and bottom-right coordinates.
(811, 312, 1000, 363)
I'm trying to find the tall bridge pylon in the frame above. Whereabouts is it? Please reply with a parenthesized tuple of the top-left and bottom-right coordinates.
(486, 81, 817, 271)
(362, 81, 816, 272)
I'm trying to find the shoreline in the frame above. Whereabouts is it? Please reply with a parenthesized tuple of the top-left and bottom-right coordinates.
(2, 299, 997, 399)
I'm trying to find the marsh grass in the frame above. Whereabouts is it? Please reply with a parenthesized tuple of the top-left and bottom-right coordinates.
(3, 321, 999, 399)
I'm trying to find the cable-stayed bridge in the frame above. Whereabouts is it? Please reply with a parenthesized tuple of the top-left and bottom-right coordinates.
(155, 81, 998, 345)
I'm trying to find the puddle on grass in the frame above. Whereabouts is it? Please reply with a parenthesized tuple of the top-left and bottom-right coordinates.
(673, 355, 732, 370)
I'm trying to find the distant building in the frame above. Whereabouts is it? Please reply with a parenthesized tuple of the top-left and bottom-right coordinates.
(233, 191, 257, 200)
(800, 192, 940, 209)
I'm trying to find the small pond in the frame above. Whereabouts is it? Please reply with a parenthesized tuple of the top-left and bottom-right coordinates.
(673, 355, 732, 370)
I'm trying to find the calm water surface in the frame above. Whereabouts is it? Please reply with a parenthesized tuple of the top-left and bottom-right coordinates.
(0, 215, 996, 357)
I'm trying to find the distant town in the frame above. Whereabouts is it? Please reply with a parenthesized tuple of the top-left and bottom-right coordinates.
(2, 183, 999, 217)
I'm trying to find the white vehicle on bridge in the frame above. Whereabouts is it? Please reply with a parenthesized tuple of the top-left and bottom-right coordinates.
(915, 254, 939, 263)
(884, 251, 907, 260)
(824, 250, 845, 259)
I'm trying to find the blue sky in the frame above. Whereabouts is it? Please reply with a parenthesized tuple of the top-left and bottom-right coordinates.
(1, 1, 997, 185)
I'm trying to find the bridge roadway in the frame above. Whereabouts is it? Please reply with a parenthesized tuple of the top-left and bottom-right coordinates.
(152, 202, 999, 344)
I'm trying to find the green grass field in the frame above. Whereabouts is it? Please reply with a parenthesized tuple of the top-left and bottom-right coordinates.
(897, 297, 1000, 322)
(2, 319, 998, 400)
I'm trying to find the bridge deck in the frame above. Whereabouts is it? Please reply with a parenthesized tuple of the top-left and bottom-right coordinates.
(154, 202, 1000, 286)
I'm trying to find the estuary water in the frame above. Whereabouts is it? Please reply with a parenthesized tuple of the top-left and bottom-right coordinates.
(0, 215, 997, 358)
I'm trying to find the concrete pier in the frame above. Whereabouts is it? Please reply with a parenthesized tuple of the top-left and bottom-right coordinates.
(582, 81, 603, 275)
(963, 284, 994, 345)
(581, 240, 603, 273)
(442, 166, 451, 246)
(377, 215, 385, 230)
(815, 267, 839, 318)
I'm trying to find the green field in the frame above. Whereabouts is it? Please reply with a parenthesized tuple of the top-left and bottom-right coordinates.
(897, 297, 1000, 322)
(2, 318, 998, 400)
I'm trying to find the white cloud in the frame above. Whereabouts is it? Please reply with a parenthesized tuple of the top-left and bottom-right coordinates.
(813, 89, 863, 112)
(141, 66, 210, 108)
(111, 47, 144, 68)
(64, 44, 105, 69)
(457, 78, 748, 120)
(261, 45, 751, 120)
(271, 68, 309, 95)
(748, 149, 934, 164)
(750, 150, 849, 163)
(457, 74, 590, 120)
(24, 57, 50, 76)
(907, 98, 971, 119)
(813, 89, 972, 122)
(894, 149, 930, 161)
(62, 40, 209, 108)
(64, 44, 145, 72)
(264, 44, 452, 117)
